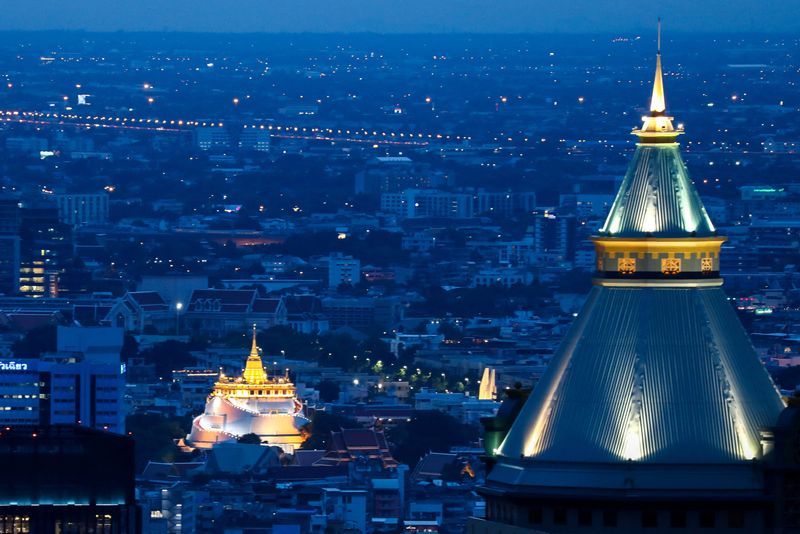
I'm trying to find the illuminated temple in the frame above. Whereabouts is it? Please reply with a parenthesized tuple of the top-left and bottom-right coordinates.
(187, 328, 309, 453)
(472, 29, 800, 534)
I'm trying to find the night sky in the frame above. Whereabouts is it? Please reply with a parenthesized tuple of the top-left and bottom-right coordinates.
(1, 0, 797, 33)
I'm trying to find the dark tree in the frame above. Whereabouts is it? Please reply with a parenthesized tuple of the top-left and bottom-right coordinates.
(387, 411, 480, 468)
(121, 333, 140, 362)
(316, 380, 341, 403)
(237, 433, 263, 445)
(140, 340, 196, 377)
(126, 413, 193, 472)
(301, 412, 359, 450)
(12, 324, 58, 358)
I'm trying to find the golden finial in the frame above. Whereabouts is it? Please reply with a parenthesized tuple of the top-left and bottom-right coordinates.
(250, 323, 258, 357)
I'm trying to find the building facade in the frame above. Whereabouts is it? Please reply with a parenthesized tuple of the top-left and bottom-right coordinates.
(0, 327, 125, 433)
(0, 426, 139, 533)
(328, 252, 361, 288)
(55, 193, 109, 226)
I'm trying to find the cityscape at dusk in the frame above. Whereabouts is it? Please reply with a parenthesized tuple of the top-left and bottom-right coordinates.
(1, 3, 800, 533)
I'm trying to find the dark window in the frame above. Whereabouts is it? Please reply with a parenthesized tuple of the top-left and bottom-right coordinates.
(528, 508, 543, 525)
(699, 511, 715, 528)
(603, 510, 618, 528)
(729, 510, 745, 528)
(670, 511, 687, 528)
(553, 508, 567, 525)
(642, 510, 658, 528)
(578, 509, 592, 526)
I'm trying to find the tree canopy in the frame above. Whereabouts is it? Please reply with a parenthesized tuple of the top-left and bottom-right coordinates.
(387, 410, 480, 467)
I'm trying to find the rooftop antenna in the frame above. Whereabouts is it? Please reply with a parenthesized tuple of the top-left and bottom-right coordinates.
(657, 17, 661, 55)
(648, 18, 666, 115)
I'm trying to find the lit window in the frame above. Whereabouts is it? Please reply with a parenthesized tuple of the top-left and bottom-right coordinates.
(596, 258, 604, 271)
(618, 258, 636, 275)
(661, 258, 681, 275)
(701, 258, 713, 273)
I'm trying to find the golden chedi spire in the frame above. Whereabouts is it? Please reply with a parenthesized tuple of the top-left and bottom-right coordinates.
(242, 324, 268, 384)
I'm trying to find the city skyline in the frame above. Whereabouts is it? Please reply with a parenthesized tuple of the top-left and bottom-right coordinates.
(1, 10, 800, 532)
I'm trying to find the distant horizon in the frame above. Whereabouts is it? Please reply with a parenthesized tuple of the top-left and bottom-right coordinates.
(1, 1, 797, 34)
(0, 29, 796, 36)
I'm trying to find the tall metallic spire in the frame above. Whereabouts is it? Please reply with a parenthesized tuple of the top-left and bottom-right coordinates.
(649, 19, 666, 114)
(634, 19, 680, 141)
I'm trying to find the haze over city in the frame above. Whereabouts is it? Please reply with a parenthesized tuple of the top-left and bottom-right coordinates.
(1, 0, 799, 33)
(1, 2, 800, 533)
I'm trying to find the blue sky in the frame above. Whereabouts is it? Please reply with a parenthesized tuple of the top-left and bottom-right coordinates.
(1, 0, 796, 33)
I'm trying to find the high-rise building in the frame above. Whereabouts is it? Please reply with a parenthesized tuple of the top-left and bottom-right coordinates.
(533, 212, 576, 260)
(194, 127, 230, 150)
(355, 157, 445, 195)
(0, 326, 125, 432)
(0, 425, 140, 533)
(381, 189, 474, 219)
(238, 127, 271, 152)
(472, 32, 794, 534)
(0, 198, 21, 295)
(55, 193, 109, 226)
(328, 252, 361, 288)
(18, 204, 72, 297)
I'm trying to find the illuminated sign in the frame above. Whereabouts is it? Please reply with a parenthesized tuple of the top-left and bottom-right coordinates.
(0, 361, 29, 371)
(751, 188, 784, 193)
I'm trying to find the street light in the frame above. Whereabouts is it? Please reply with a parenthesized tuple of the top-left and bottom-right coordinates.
(175, 302, 183, 336)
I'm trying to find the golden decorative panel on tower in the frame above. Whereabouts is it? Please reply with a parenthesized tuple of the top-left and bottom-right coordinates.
(661, 258, 681, 275)
(618, 258, 636, 275)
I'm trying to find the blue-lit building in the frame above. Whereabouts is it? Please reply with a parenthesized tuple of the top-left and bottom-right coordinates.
(0, 326, 125, 433)
(0, 425, 140, 533)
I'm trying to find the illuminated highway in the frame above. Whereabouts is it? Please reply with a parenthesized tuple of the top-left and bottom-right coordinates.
(0, 109, 472, 147)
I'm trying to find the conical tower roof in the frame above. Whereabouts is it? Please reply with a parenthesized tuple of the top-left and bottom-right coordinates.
(599, 23, 715, 238)
(489, 28, 784, 494)
(497, 285, 783, 465)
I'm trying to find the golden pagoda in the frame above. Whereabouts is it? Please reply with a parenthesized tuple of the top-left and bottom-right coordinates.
(187, 326, 310, 452)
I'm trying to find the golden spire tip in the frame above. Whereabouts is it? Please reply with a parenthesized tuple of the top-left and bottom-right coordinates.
(250, 323, 258, 357)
